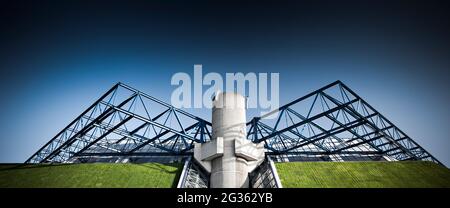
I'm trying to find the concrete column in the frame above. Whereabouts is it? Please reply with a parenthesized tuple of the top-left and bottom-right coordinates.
(210, 92, 248, 188)
(194, 92, 265, 188)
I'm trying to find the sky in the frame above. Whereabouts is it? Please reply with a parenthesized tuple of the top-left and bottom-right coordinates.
(0, 0, 449, 166)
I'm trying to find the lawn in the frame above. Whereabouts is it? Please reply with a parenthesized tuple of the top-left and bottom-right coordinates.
(275, 161, 450, 188)
(2, 161, 449, 188)
(0, 163, 182, 188)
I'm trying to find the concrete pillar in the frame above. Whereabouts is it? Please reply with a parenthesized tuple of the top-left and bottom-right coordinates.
(194, 92, 265, 188)
(211, 92, 248, 188)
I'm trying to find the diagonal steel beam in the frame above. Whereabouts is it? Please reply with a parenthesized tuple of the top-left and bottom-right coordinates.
(254, 98, 359, 143)
(40, 94, 137, 163)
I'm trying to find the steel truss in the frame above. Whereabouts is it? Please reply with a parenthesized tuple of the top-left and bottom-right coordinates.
(25, 83, 212, 163)
(27, 81, 442, 165)
(247, 81, 442, 165)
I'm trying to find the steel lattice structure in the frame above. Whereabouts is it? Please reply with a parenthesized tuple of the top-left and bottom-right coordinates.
(25, 83, 212, 163)
(247, 81, 442, 165)
(26, 81, 443, 165)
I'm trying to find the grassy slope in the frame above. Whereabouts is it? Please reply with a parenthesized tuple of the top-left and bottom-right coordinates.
(276, 161, 450, 188)
(2, 161, 449, 188)
(0, 163, 182, 188)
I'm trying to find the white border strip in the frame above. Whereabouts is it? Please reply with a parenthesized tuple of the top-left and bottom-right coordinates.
(177, 156, 192, 188)
(268, 157, 283, 188)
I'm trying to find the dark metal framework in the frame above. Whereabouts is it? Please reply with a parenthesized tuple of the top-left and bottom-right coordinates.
(249, 157, 280, 188)
(25, 83, 212, 163)
(26, 81, 442, 165)
(247, 81, 442, 165)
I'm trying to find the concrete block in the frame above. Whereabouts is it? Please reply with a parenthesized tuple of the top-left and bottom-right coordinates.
(235, 139, 265, 161)
(194, 143, 211, 172)
(201, 137, 224, 161)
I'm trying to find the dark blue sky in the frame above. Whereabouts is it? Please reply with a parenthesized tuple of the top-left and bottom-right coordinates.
(0, 0, 449, 165)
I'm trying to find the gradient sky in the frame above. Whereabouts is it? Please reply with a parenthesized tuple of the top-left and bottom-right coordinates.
(0, 0, 449, 166)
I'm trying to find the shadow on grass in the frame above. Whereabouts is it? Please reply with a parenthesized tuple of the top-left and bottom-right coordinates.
(135, 163, 182, 188)
(135, 163, 181, 174)
(0, 163, 78, 171)
(0, 162, 181, 173)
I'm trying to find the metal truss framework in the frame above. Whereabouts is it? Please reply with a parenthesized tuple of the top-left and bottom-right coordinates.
(26, 81, 442, 165)
(25, 83, 212, 163)
(247, 81, 442, 165)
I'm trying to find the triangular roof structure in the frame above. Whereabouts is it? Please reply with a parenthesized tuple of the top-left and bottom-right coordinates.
(26, 81, 442, 165)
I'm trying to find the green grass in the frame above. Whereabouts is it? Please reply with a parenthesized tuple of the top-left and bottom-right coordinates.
(276, 161, 450, 188)
(0, 163, 182, 188)
(3, 161, 449, 188)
